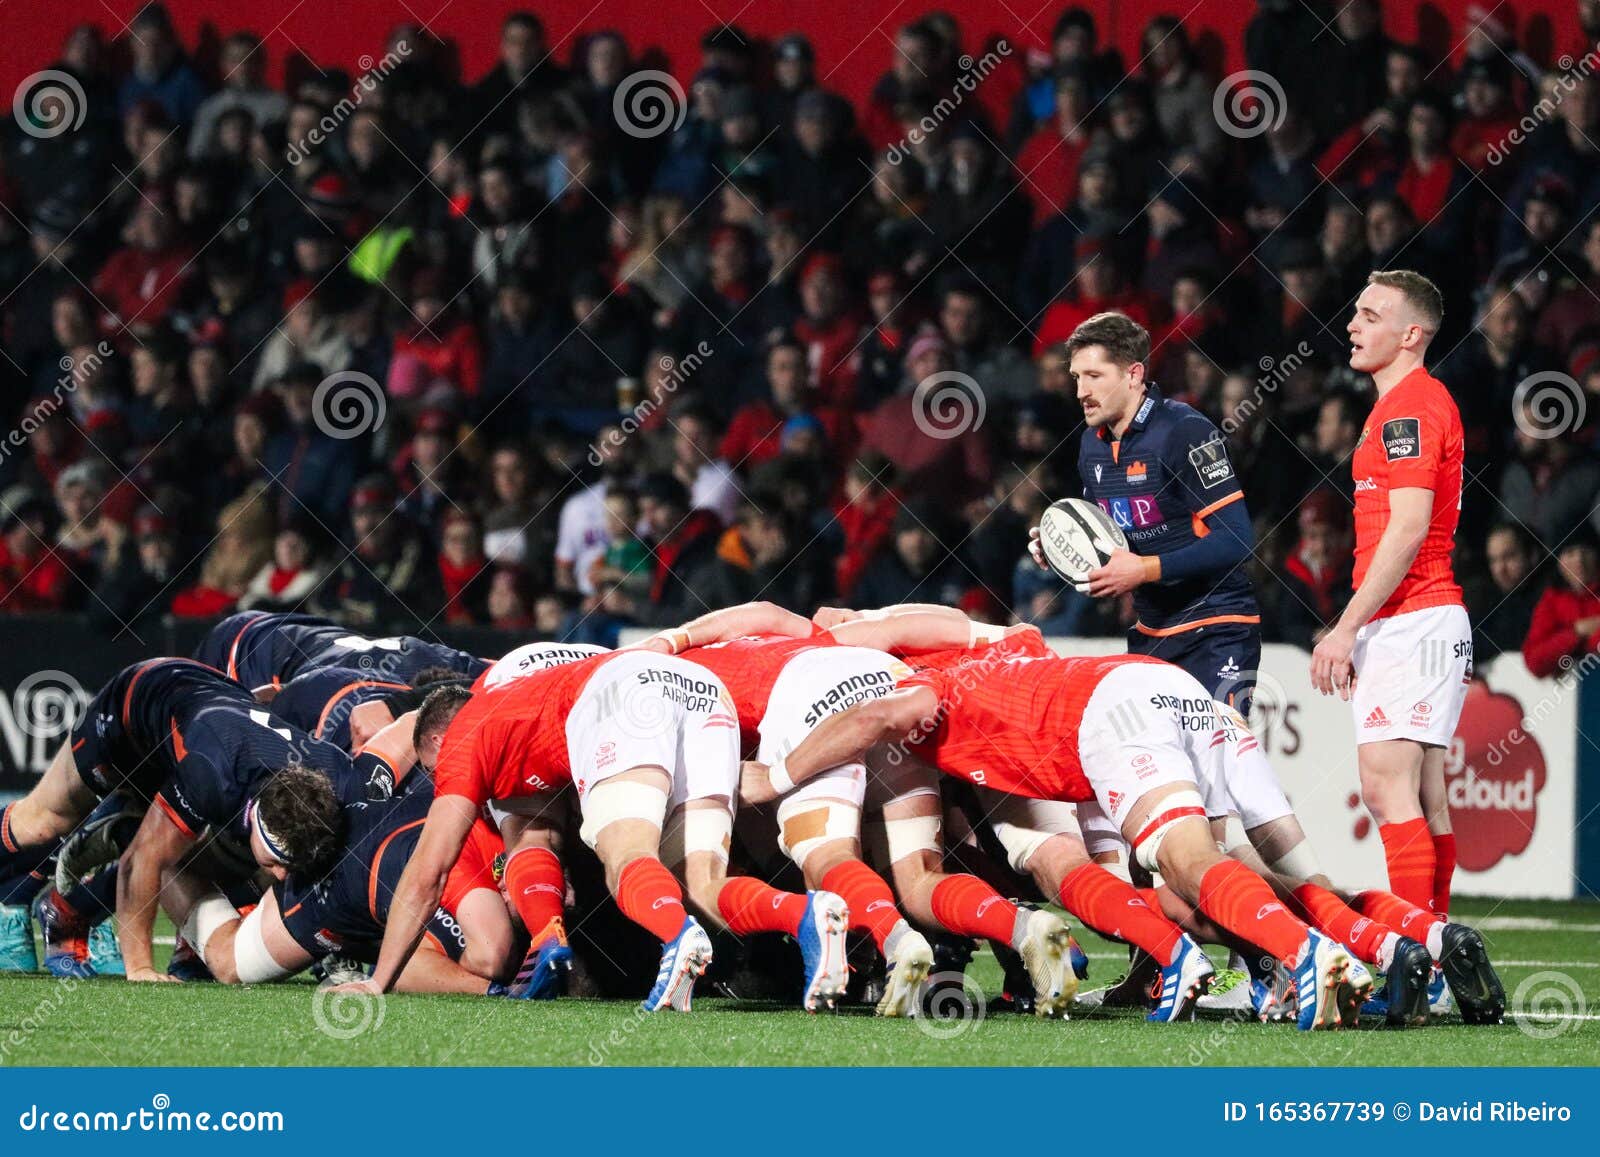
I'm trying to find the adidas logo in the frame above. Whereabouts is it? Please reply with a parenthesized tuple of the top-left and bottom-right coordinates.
(1107, 790, 1125, 812)
(1363, 706, 1390, 729)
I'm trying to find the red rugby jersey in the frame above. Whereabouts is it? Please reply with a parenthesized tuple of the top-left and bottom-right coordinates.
(680, 632, 834, 752)
(433, 651, 620, 805)
(1351, 367, 1465, 620)
(897, 653, 1168, 801)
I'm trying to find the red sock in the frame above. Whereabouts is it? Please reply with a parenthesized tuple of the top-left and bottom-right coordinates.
(614, 858, 687, 943)
(716, 876, 809, 936)
(1431, 833, 1457, 917)
(929, 875, 1019, 943)
(820, 861, 902, 951)
(1057, 863, 1182, 964)
(1352, 889, 1442, 940)
(1291, 883, 1391, 964)
(1, 804, 18, 854)
(1378, 818, 1435, 909)
(502, 847, 565, 940)
(1197, 860, 1309, 967)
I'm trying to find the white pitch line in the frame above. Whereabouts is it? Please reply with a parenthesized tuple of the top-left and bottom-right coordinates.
(1499, 960, 1600, 968)
(1475, 917, 1600, 932)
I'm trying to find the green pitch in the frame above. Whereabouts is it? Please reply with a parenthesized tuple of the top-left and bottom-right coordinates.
(2, 898, 1595, 1067)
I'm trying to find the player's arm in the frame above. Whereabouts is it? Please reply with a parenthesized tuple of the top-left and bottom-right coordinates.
(1311, 486, 1432, 695)
(359, 710, 420, 786)
(742, 686, 940, 804)
(641, 601, 815, 652)
(116, 802, 198, 982)
(346, 795, 478, 994)
(826, 606, 986, 652)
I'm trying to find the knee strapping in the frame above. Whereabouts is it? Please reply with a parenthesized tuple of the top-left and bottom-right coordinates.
(180, 891, 239, 969)
(777, 796, 863, 865)
(1132, 790, 1207, 874)
(661, 806, 732, 870)
(578, 781, 669, 849)
(231, 904, 292, 984)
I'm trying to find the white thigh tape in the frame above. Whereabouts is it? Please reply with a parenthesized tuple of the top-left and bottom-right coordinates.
(661, 806, 733, 869)
(990, 818, 1053, 876)
(881, 814, 942, 864)
(1221, 814, 1250, 854)
(1268, 840, 1324, 883)
(777, 797, 862, 864)
(1132, 789, 1207, 874)
(181, 892, 239, 968)
(578, 781, 669, 849)
(232, 904, 292, 984)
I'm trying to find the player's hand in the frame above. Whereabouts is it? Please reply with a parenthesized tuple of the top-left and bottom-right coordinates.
(348, 701, 395, 751)
(812, 606, 861, 628)
(126, 967, 179, 983)
(326, 978, 384, 997)
(1027, 525, 1049, 570)
(1086, 549, 1150, 597)
(1310, 625, 1358, 699)
(738, 760, 779, 806)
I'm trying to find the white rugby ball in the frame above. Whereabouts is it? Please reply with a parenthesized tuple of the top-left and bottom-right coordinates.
(1036, 498, 1128, 589)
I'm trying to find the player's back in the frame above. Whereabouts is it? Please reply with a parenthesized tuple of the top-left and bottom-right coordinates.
(474, 641, 610, 692)
(269, 666, 409, 748)
(900, 651, 1165, 800)
(1352, 366, 1465, 619)
(679, 633, 831, 744)
(434, 651, 620, 804)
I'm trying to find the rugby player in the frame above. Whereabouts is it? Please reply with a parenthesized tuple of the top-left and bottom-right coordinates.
(1029, 311, 1261, 713)
(157, 778, 520, 994)
(194, 611, 489, 692)
(1311, 271, 1469, 922)
(744, 644, 1371, 1030)
(336, 636, 852, 1013)
(655, 605, 1075, 1017)
(0, 658, 392, 981)
(816, 606, 1221, 1020)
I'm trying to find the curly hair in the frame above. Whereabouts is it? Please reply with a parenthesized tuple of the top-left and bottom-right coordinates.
(255, 766, 346, 878)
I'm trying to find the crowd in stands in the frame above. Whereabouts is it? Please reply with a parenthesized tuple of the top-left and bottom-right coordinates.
(4, 1, 1600, 672)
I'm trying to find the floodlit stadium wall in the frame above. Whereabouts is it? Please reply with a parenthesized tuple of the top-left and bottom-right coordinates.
(0, 617, 1593, 899)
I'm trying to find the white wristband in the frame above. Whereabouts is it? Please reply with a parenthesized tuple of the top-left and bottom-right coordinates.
(768, 758, 796, 795)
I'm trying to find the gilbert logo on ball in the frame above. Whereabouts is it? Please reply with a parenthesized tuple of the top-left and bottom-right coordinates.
(1036, 498, 1127, 587)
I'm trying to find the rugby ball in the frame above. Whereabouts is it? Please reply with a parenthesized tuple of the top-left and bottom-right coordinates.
(1036, 498, 1128, 589)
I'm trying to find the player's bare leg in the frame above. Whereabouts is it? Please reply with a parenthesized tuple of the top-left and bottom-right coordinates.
(586, 766, 708, 1011)
(876, 784, 1077, 1016)
(0, 741, 101, 853)
(453, 886, 516, 982)
(1358, 738, 1436, 910)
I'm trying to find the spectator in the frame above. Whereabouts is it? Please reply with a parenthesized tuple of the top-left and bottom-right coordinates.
(668, 406, 740, 525)
(1523, 534, 1600, 678)
(260, 362, 361, 525)
(239, 523, 324, 611)
(486, 565, 536, 631)
(437, 510, 489, 625)
(116, 4, 208, 126)
(1015, 68, 1095, 224)
(586, 488, 652, 607)
(706, 493, 830, 611)
(170, 487, 274, 619)
(1141, 16, 1222, 167)
(188, 32, 287, 159)
(859, 327, 993, 505)
(0, 487, 71, 612)
(853, 501, 968, 608)
(480, 443, 555, 578)
(721, 337, 824, 468)
(1498, 401, 1600, 549)
(939, 278, 1033, 403)
(631, 472, 721, 626)
(317, 476, 443, 629)
(1469, 524, 1542, 662)
(91, 196, 195, 332)
(89, 508, 178, 635)
(252, 288, 353, 390)
(1272, 492, 1355, 649)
